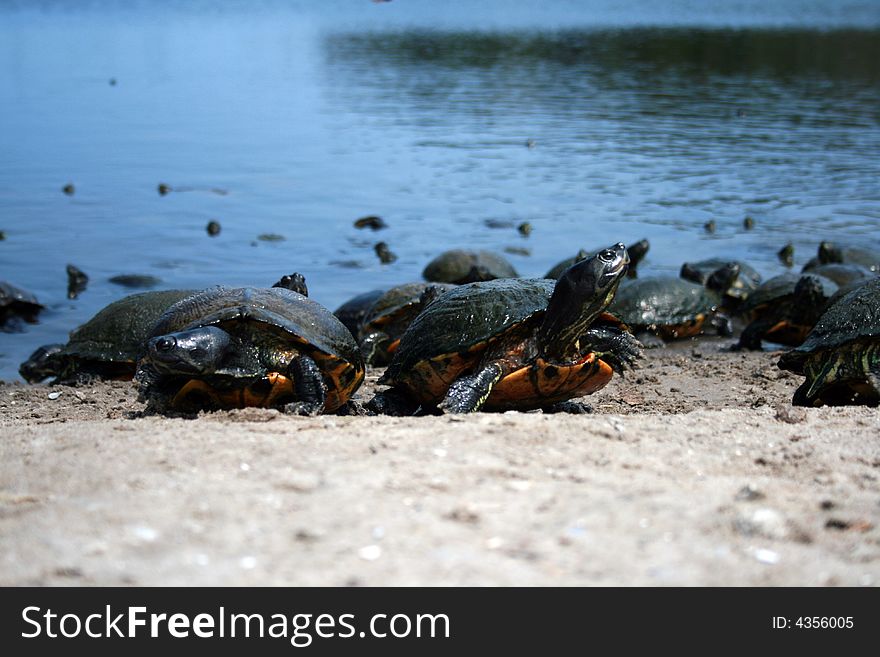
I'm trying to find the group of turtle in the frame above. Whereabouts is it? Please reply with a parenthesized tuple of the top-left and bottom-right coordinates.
(7, 238, 880, 413)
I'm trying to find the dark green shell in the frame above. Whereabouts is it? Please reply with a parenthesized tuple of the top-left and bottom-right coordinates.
(382, 278, 555, 382)
(0, 281, 42, 322)
(739, 273, 801, 316)
(68, 290, 196, 361)
(422, 249, 518, 284)
(740, 273, 838, 319)
(681, 258, 761, 299)
(151, 287, 361, 367)
(333, 288, 385, 336)
(360, 282, 456, 333)
(780, 278, 880, 370)
(609, 277, 718, 327)
(18, 289, 196, 383)
(806, 263, 873, 288)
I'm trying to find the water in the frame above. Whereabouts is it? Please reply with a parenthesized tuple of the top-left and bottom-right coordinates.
(2, 0, 879, 380)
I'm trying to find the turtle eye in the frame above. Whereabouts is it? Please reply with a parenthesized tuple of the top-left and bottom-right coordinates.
(154, 337, 176, 353)
(598, 249, 615, 263)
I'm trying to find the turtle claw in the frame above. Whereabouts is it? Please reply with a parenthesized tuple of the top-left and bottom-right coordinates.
(282, 401, 324, 417)
(582, 326, 643, 374)
(543, 400, 593, 414)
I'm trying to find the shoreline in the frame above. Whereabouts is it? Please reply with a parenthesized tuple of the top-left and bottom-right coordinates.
(1, 342, 878, 585)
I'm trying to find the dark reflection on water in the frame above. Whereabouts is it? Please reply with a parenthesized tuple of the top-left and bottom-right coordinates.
(2, 13, 879, 380)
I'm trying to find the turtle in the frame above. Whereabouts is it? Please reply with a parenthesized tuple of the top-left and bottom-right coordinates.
(545, 239, 649, 280)
(370, 244, 641, 415)
(19, 289, 196, 384)
(735, 273, 838, 350)
(135, 287, 364, 415)
(1, 281, 44, 328)
(802, 241, 880, 273)
(333, 288, 386, 337)
(680, 258, 761, 310)
(609, 263, 739, 344)
(357, 282, 456, 366)
(422, 249, 517, 284)
(778, 277, 880, 406)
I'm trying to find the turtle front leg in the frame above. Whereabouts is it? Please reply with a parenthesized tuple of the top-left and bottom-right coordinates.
(543, 400, 593, 414)
(711, 313, 733, 337)
(734, 319, 771, 351)
(580, 326, 643, 374)
(283, 354, 327, 416)
(439, 362, 504, 414)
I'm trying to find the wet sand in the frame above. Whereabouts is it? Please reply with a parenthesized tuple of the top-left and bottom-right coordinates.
(1, 340, 878, 586)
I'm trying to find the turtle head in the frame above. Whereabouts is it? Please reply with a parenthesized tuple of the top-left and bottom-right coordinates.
(19, 343, 65, 383)
(818, 241, 843, 265)
(538, 243, 629, 360)
(145, 326, 232, 375)
(705, 262, 740, 294)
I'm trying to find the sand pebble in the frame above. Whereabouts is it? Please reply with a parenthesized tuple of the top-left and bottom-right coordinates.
(358, 545, 382, 561)
(47, 391, 62, 400)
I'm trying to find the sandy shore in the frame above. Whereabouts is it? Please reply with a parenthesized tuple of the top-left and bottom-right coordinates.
(1, 339, 878, 586)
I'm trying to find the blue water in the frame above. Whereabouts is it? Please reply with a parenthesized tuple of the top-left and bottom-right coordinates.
(2, 0, 880, 380)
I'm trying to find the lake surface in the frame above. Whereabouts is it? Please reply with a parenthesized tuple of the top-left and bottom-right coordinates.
(2, 0, 879, 380)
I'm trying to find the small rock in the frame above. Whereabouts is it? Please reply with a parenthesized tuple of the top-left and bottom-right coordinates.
(354, 215, 387, 230)
(517, 221, 532, 236)
(743, 216, 755, 230)
(62, 183, 75, 196)
(703, 220, 716, 234)
(752, 547, 780, 565)
(778, 243, 794, 268)
(374, 242, 397, 264)
(47, 391, 62, 400)
(206, 220, 221, 236)
(775, 404, 807, 424)
(735, 484, 765, 502)
(734, 507, 789, 540)
(358, 545, 382, 561)
(819, 499, 836, 511)
(66, 264, 89, 299)
(157, 183, 171, 195)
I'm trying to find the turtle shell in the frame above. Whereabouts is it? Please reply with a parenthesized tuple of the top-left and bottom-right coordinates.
(422, 249, 518, 284)
(142, 287, 364, 412)
(779, 277, 880, 373)
(333, 288, 385, 336)
(680, 258, 761, 301)
(609, 277, 719, 339)
(739, 273, 801, 320)
(19, 289, 195, 383)
(379, 278, 618, 409)
(357, 282, 457, 365)
(0, 281, 43, 325)
(778, 278, 880, 405)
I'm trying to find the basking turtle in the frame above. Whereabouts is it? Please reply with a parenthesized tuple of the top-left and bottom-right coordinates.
(545, 239, 649, 280)
(609, 264, 739, 343)
(333, 288, 386, 337)
(802, 241, 880, 273)
(423, 249, 517, 284)
(135, 287, 364, 415)
(1, 281, 43, 327)
(736, 273, 837, 350)
(680, 258, 761, 309)
(778, 278, 880, 406)
(371, 244, 640, 414)
(19, 289, 195, 384)
(357, 282, 456, 366)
